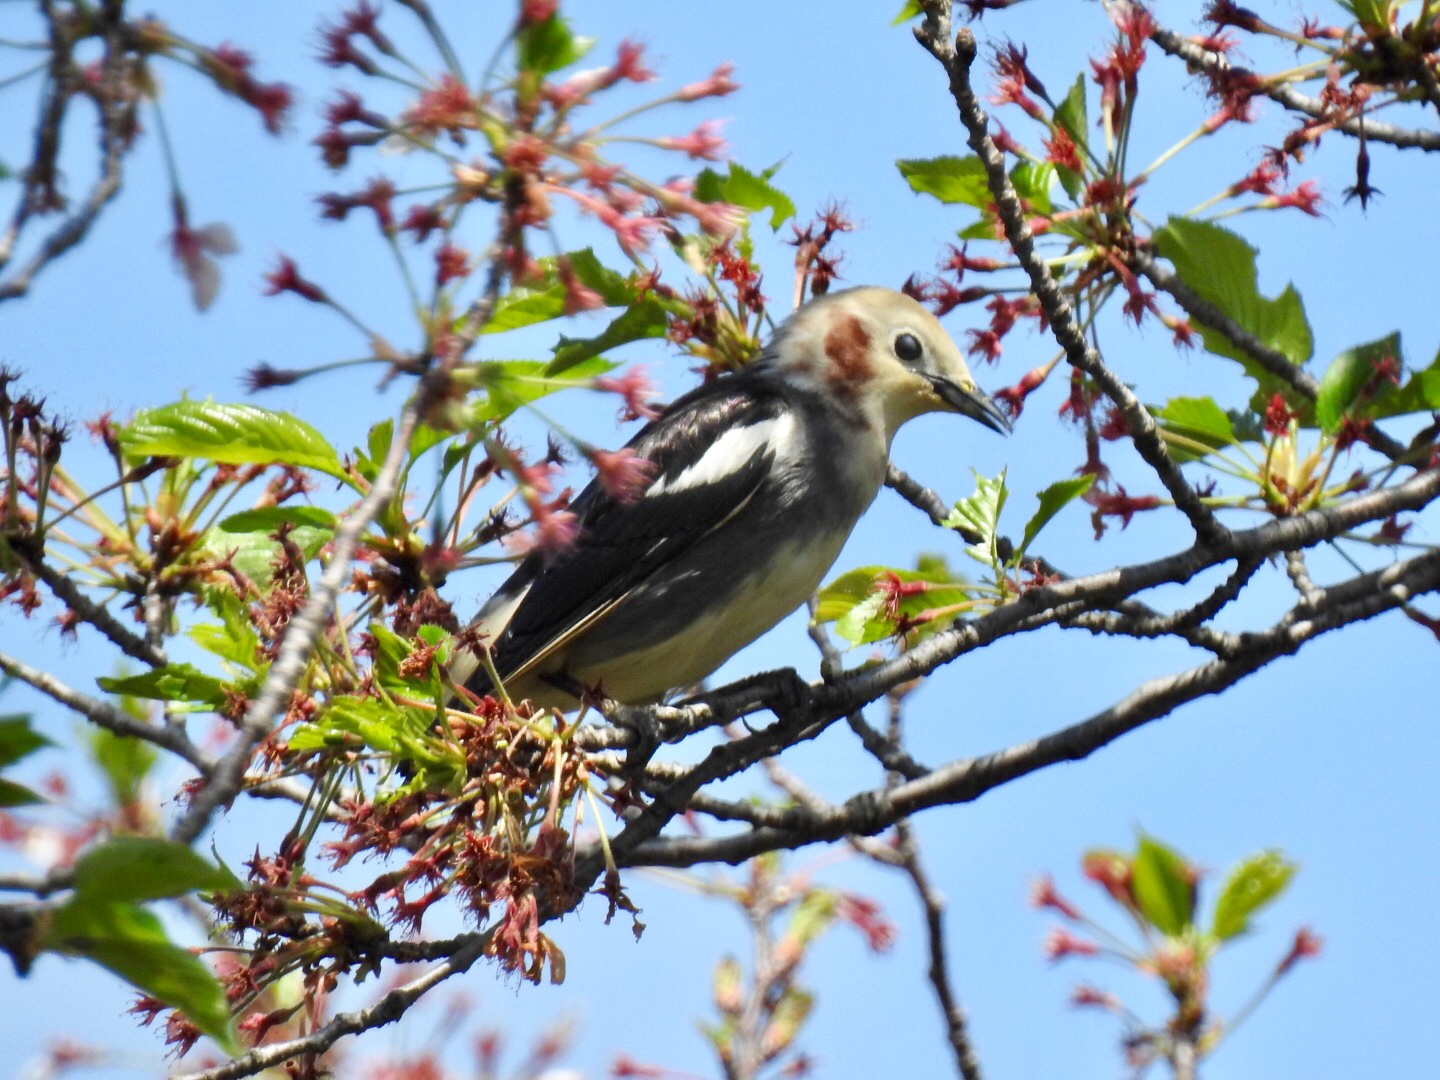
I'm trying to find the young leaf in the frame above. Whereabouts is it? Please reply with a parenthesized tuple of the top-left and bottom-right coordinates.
(1010, 161, 1055, 216)
(1131, 834, 1195, 936)
(694, 162, 796, 231)
(1152, 218, 1313, 377)
(897, 156, 990, 209)
(1054, 73, 1089, 152)
(1019, 474, 1094, 558)
(0, 714, 52, 769)
(891, 0, 923, 24)
(71, 837, 241, 904)
(469, 357, 617, 423)
(483, 249, 631, 333)
(43, 899, 238, 1053)
(943, 469, 1008, 565)
(1154, 396, 1242, 463)
(1212, 849, 1296, 941)
(1315, 332, 1401, 434)
(97, 664, 232, 708)
(546, 299, 667, 375)
(189, 589, 264, 673)
(120, 402, 347, 481)
(89, 726, 157, 807)
(201, 506, 335, 589)
(516, 15, 594, 75)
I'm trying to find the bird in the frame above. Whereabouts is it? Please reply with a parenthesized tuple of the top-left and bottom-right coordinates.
(449, 286, 1009, 710)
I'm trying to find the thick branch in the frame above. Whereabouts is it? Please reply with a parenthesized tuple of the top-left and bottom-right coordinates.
(612, 545, 1440, 868)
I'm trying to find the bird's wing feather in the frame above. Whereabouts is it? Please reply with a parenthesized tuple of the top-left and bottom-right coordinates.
(478, 375, 792, 688)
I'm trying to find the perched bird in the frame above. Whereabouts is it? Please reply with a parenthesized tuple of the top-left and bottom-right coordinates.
(451, 286, 1009, 709)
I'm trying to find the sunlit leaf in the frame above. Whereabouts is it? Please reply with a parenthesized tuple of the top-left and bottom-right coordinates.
(694, 162, 796, 231)
(43, 899, 237, 1053)
(897, 156, 990, 208)
(201, 506, 335, 589)
(120, 402, 347, 480)
(1315, 332, 1401, 434)
(71, 837, 240, 903)
(1154, 396, 1242, 463)
(1212, 849, 1296, 941)
(1132, 834, 1194, 936)
(1152, 219, 1313, 383)
(98, 664, 231, 708)
(516, 15, 594, 75)
(547, 299, 667, 374)
(943, 469, 1008, 565)
(1019, 474, 1094, 558)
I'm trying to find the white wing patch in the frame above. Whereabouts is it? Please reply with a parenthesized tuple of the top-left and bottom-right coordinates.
(649, 413, 798, 496)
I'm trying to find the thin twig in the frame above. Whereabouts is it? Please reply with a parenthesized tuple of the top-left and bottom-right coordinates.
(912, 19, 1226, 545)
(174, 932, 492, 1080)
(171, 393, 429, 845)
(0, 649, 209, 771)
(1149, 24, 1440, 152)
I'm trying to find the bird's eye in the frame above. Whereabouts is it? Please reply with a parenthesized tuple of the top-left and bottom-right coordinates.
(893, 332, 923, 364)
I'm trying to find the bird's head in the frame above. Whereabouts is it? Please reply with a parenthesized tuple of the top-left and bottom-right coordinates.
(764, 286, 1010, 443)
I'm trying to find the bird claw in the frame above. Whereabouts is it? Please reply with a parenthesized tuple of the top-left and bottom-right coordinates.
(610, 704, 662, 776)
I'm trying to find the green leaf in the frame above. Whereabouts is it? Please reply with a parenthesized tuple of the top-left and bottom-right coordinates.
(943, 469, 1008, 565)
(470, 357, 619, 424)
(816, 561, 974, 645)
(0, 714, 52, 768)
(891, 0, 923, 24)
(1315, 332, 1401, 434)
(694, 162, 796, 231)
(1154, 396, 1241, 463)
(1010, 161, 1054, 216)
(835, 591, 888, 645)
(787, 890, 838, 950)
(120, 402, 346, 481)
(0, 777, 43, 806)
(44, 899, 237, 1053)
(1132, 835, 1194, 936)
(189, 590, 264, 673)
(483, 250, 631, 333)
(547, 299, 667, 374)
(1337, 0, 1396, 32)
(1386, 347, 1440, 416)
(897, 156, 990, 209)
(201, 506, 335, 588)
(1152, 218, 1313, 381)
(89, 726, 157, 807)
(1212, 850, 1296, 941)
(1019, 474, 1094, 558)
(516, 15, 594, 75)
(98, 664, 231, 708)
(1055, 73, 1089, 152)
(72, 837, 240, 904)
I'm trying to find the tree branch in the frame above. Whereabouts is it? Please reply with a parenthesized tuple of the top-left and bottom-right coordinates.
(174, 933, 492, 1080)
(912, 17, 1226, 545)
(171, 393, 429, 845)
(1148, 23, 1440, 152)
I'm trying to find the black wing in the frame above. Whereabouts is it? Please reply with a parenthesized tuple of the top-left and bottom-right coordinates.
(475, 372, 792, 688)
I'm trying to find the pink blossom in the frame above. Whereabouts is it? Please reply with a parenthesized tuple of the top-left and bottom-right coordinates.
(658, 120, 728, 161)
(678, 61, 739, 101)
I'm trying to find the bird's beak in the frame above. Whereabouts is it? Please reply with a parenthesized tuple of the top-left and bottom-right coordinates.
(926, 375, 1012, 434)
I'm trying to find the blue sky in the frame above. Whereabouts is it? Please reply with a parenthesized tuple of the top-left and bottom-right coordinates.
(3, 2, 1438, 1077)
